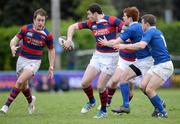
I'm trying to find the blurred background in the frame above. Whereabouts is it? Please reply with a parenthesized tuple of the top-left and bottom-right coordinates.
(0, 0, 180, 92)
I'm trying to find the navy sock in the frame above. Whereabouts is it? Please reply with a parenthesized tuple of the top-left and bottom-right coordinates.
(5, 87, 21, 107)
(119, 83, 130, 108)
(90, 98, 96, 104)
(100, 90, 107, 112)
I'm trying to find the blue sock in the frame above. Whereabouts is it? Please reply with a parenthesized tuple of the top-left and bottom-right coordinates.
(150, 95, 164, 112)
(119, 83, 130, 108)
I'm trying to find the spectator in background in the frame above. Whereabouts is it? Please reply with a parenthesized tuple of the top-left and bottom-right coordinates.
(36, 75, 52, 92)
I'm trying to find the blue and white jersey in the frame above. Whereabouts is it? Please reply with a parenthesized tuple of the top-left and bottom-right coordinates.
(141, 26, 171, 65)
(120, 22, 151, 59)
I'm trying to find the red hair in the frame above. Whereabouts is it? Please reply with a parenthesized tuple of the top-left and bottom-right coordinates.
(123, 7, 139, 21)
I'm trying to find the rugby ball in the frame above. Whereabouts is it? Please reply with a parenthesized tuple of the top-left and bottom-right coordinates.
(58, 36, 75, 51)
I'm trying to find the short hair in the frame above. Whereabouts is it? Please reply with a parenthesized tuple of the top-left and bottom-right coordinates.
(123, 7, 139, 21)
(33, 8, 48, 19)
(141, 14, 156, 26)
(87, 3, 102, 14)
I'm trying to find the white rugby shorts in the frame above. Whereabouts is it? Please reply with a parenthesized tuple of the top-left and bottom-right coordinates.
(147, 60, 174, 81)
(16, 56, 41, 76)
(132, 56, 154, 76)
(117, 57, 135, 71)
(117, 56, 142, 85)
(89, 51, 119, 75)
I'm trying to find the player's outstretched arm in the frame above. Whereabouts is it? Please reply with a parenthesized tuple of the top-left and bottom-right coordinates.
(62, 23, 78, 50)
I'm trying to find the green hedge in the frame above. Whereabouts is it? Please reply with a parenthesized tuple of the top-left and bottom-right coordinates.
(0, 20, 180, 70)
(157, 21, 180, 54)
(0, 26, 19, 70)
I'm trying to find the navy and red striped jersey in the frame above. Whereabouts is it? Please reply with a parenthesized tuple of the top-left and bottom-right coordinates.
(16, 24, 54, 60)
(78, 15, 124, 53)
(119, 49, 136, 62)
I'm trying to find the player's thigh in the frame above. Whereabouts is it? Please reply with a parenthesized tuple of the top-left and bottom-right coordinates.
(81, 64, 99, 85)
(111, 68, 124, 84)
(146, 61, 174, 90)
(121, 67, 137, 82)
(16, 69, 34, 84)
(138, 73, 152, 90)
(146, 73, 164, 91)
(114, 58, 134, 83)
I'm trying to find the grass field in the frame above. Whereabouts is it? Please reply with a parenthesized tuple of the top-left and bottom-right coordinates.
(0, 89, 180, 124)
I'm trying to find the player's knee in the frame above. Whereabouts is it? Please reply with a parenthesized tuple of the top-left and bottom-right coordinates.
(139, 83, 146, 90)
(15, 83, 24, 90)
(111, 77, 120, 85)
(145, 87, 153, 95)
(96, 85, 105, 93)
(81, 81, 89, 88)
(16, 78, 24, 85)
(109, 82, 118, 89)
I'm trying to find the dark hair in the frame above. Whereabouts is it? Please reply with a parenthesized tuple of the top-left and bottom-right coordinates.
(141, 14, 156, 26)
(87, 3, 102, 14)
(123, 7, 139, 21)
(33, 8, 48, 19)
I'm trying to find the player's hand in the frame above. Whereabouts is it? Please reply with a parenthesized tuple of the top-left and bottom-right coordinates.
(10, 45, 20, 57)
(113, 44, 126, 50)
(48, 66, 54, 79)
(62, 39, 73, 50)
(98, 36, 109, 46)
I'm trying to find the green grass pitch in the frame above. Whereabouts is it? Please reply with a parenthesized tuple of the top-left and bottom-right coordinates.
(0, 89, 180, 124)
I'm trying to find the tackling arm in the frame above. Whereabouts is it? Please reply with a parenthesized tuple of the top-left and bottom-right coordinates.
(115, 41, 147, 50)
(98, 36, 124, 47)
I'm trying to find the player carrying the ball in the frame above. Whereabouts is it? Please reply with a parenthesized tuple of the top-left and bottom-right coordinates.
(61, 3, 124, 119)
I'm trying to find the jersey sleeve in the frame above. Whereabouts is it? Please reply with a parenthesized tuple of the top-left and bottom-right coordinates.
(16, 25, 27, 40)
(78, 20, 91, 29)
(141, 30, 152, 44)
(120, 28, 132, 43)
(105, 16, 124, 31)
(46, 32, 54, 49)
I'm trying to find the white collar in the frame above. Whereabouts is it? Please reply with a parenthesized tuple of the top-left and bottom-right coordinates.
(129, 21, 138, 26)
(147, 26, 156, 30)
